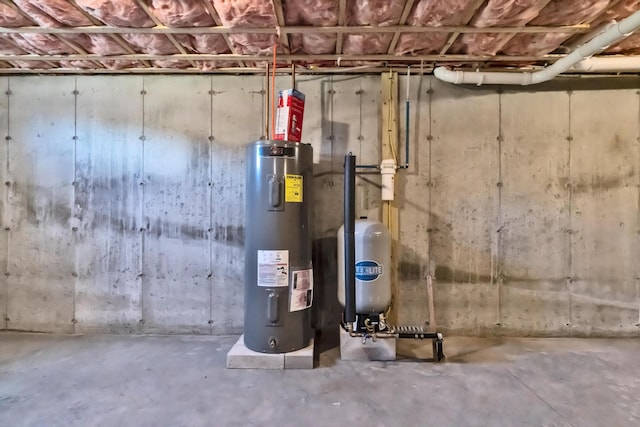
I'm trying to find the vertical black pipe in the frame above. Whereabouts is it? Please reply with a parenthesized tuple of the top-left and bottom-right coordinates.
(344, 153, 356, 324)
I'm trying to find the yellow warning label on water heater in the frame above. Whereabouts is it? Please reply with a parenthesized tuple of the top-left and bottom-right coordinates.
(285, 174, 303, 203)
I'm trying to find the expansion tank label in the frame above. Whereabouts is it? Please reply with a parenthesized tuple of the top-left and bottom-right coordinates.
(257, 250, 289, 287)
(289, 269, 313, 312)
(355, 260, 384, 282)
(285, 174, 303, 203)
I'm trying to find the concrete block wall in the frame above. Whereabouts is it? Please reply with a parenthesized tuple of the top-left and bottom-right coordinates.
(0, 75, 638, 337)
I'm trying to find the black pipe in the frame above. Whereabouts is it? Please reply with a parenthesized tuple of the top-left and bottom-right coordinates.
(397, 332, 440, 340)
(344, 153, 356, 324)
(397, 98, 410, 169)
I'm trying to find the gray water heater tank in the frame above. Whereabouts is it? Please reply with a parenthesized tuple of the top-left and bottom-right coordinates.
(244, 140, 314, 353)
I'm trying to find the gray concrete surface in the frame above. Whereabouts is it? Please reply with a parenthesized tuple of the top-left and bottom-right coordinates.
(226, 334, 314, 369)
(0, 75, 639, 336)
(339, 326, 396, 361)
(1, 333, 639, 427)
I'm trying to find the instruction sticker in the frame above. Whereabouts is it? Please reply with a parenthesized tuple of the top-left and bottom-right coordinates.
(257, 250, 289, 287)
(285, 174, 303, 203)
(289, 269, 313, 312)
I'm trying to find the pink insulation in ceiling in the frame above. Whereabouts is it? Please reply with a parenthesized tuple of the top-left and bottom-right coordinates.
(151, 0, 214, 26)
(0, 4, 33, 26)
(60, 60, 98, 69)
(608, 33, 640, 54)
(75, 0, 180, 61)
(198, 60, 237, 70)
(56, 58, 141, 70)
(594, 0, 640, 54)
(395, 0, 480, 55)
(192, 35, 230, 53)
(10, 0, 139, 68)
(284, 0, 338, 54)
(10, 60, 56, 69)
(150, 0, 230, 63)
(120, 33, 179, 54)
(74, 0, 154, 27)
(100, 59, 146, 69)
(501, 0, 611, 56)
(84, 35, 128, 56)
(153, 59, 191, 68)
(0, 36, 27, 55)
(343, 0, 404, 54)
(452, 0, 550, 55)
(592, 0, 640, 26)
(13, 0, 93, 26)
(211, 0, 279, 55)
(10, 33, 76, 54)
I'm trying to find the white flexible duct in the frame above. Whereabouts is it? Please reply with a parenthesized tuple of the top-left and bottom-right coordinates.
(434, 9, 640, 85)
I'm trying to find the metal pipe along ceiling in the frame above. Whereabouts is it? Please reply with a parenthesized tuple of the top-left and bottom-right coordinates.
(434, 9, 640, 85)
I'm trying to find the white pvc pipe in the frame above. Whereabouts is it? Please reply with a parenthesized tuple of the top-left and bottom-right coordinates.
(571, 56, 640, 72)
(434, 9, 640, 86)
(380, 159, 396, 201)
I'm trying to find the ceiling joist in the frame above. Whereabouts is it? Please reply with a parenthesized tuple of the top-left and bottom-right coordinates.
(272, 0, 290, 55)
(0, 24, 592, 36)
(0, 52, 564, 63)
(336, 0, 347, 54)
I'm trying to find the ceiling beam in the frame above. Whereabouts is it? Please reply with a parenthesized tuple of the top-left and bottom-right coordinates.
(336, 0, 346, 54)
(5, 64, 640, 75)
(0, 52, 566, 63)
(387, 0, 416, 54)
(67, 0, 152, 68)
(0, 24, 592, 35)
(0, 65, 436, 75)
(440, 0, 488, 55)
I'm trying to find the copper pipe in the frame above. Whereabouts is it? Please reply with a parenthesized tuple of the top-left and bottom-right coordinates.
(264, 63, 269, 139)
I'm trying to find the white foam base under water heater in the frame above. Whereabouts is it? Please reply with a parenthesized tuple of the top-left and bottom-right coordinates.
(339, 328, 396, 361)
(226, 334, 314, 369)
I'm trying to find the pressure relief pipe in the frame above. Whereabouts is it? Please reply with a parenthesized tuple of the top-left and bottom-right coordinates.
(343, 153, 357, 326)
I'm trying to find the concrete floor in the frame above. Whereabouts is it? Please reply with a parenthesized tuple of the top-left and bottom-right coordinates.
(1, 333, 639, 427)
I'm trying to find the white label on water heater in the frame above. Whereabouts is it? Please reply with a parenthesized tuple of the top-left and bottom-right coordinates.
(289, 269, 313, 312)
(257, 250, 289, 287)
